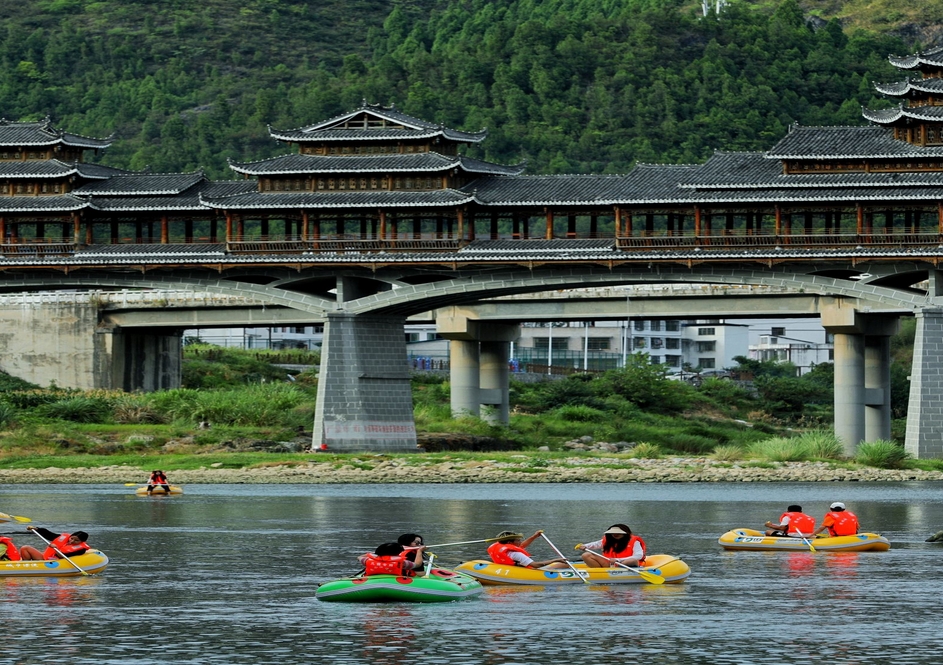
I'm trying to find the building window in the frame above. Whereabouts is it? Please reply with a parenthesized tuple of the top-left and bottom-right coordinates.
(317, 179, 325, 190)
(633, 337, 646, 349)
(651, 320, 663, 331)
(666, 338, 679, 350)
(634, 321, 645, 331)
(587, 338, 610, 351)
(370, 178, 378, 189)
(651, 338, 663, 349)
(533, 337, 569, 351)
(696, 341, 716, 353)
(360, 178, 367, 189)
(666, 320, 680, 332)
(771, 327, 785, 336)
(328, 179, 335, 190)
(699, 358, 716, 369)
(394, 178, 402, 189)
(698, 328, 715, 336)
(338, 179, 346, 190)
(665, 355, 681, 367)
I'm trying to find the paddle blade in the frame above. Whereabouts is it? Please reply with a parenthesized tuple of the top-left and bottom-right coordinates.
(638, 570, 666, 585)
(124, 483, 142, 487)
(0, 512, 31, 523)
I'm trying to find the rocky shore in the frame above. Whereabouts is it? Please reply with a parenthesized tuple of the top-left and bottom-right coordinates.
(2, 456, 943, 484)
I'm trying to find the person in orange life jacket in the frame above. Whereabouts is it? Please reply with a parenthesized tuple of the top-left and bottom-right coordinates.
(813, 502, 860, 537)
(147, 469, 170, 495)
(18, 526, 91, 561)
(397, 533, 427, 568)
(764, 505, 816, 537)
(487, 530, 567, 569)
(575, 524, 646, 567)
(358, 542, 426, 576)
(0, 535, 22, 561)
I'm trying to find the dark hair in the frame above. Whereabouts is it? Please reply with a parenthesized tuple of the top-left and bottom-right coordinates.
(787, 505, 802, 512)
(375, 542, 404, 557)
(72, 531, 89, 542)
(602, 523, 633, 552)
(397, 533, 423, 546)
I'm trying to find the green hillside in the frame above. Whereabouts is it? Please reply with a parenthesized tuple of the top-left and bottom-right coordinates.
(0, 0, 931, 177)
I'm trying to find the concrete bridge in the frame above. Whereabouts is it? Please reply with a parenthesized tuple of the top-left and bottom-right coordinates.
(1, 251, 939, 459)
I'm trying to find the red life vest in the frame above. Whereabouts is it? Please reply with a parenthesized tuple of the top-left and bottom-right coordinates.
(0, 536, 21, 561)
(605, 535, 646, 564)
(780, 511, 816, 537)
(824, 511, 859, 537)
(487, 542, 531, 566)
(43, 534, 89, 560)
(362, 553, 412, 576)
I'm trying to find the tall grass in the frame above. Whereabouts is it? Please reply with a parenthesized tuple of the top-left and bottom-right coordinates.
(855, 440, 912, 469)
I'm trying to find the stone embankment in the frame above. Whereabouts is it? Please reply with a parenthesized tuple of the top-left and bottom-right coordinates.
(2, 457, 943, 484)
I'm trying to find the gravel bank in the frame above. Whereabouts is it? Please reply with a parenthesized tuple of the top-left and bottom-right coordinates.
(2, 457, 943, 484)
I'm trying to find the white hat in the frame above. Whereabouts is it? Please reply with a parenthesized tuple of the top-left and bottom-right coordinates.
(604, 526, 628, 535)
(830, 502, 846, 510)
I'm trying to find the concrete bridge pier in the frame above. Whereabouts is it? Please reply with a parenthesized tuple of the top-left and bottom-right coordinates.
(438, 308, 518, 424)
(905, 308, 943, 459)
(312, 312, 417, 452)
(821, 304, 898, 455)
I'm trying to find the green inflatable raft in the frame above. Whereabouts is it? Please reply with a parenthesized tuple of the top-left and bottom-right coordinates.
(316, 568, 484, 603)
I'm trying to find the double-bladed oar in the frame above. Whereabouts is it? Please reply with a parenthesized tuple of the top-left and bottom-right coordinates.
(582, 548, 666, 584)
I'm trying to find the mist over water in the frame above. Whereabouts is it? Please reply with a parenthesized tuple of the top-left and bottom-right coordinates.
(2, 482, 942, 664)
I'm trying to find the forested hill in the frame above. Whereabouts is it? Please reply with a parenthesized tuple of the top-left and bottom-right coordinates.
(0, 0, 931, 178)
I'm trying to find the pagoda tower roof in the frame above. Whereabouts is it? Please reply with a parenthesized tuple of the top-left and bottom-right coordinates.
(228, 152, 524, 177)
(874, 78, 943, 96)
(766, 125, 943, 159)
(862, 104, 943, 125)
(888, 46, 943, 70)
(0, 117, 112, 150)
(268, 103, 487, 144)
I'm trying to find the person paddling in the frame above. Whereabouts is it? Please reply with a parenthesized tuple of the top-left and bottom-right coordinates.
(576, 524, 646, 567)
(146, 470, 171, 495)
(764, 505, 816, 538)
(813, 502, 860, 537)
(397, 533, 427, 568)
(19, 526, 91, 561)
(487, 530, 567, 569)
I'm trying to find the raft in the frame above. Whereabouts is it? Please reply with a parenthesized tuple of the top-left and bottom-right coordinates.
(0, 550, 109, 577)
(316, 568, 484, 602)
(135, 485, 183, 496)
(453, 554, 690, 585)
(718, 528, 890, 552)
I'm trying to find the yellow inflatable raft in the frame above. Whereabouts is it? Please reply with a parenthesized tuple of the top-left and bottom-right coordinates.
(454, 554, 690, 585)
(0, 550, 109, 577)
(718, 528, 890, 552)
(135, 485, 183, 496)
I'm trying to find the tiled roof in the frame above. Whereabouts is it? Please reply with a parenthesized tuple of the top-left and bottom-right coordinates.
(458, 155, 525, 176)
(74, 162, 137, 180)
(201, 188, 474, 209)
(0, 119, 111, 149)
(269, 104, 487, 144)
(73, 171, 206, 196)
(461, 239, 615, 253)
(767, 126, 943, 159)
(229, 152, 459, 175)
(79, 244, 227, 257)
(862, 104, 943, 124)
(85, 180, 254, 212)
(874, 78, 943, 96)
(0, 159, 77, 179)
(889, 46, 943, 70)
(679, 152, 943, 190)
(0, 195, 87, 212)
(465, 173, 640, 205)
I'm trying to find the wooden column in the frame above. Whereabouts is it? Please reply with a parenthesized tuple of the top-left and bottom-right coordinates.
(614, 207, 622, 237)
(72, 213, 80, 245)
(467, 211, 475, 241)
(185, 219, 194, 243)
(225, 212, 233, 242)
(436, 215, 443, 239)
(379, 210, 387, 240)
(312, 213, 321, 240)
(361, 216, 368, 240)
(161, 215, 170, 244)
(1, 216, 7, 245)
(774, 206, 782, 236)
(694, 207, 702, 238)
(490, 212, 499, 240)
(545, 209, 553, 240)
(302, 210, 309, 241)
(567, 213, 576, 238)
(857, 204, 864, 235)
(456, 209, 464, 241)
(135, 221, 143, 244)
(86, 219, 94, 244)
(512, 212, 520, 239)
(209, 218, 218, 243)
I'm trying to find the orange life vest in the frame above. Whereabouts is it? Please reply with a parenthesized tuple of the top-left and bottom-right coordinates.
(824, 511, 859, 537)
(0, 536, 21, 561)
(605, 535, 646, 564)
(780, 511, 816, 536)
(362, 553, 412, 576)
(487, 542, 531, 566)
(43, 534, 89, 560)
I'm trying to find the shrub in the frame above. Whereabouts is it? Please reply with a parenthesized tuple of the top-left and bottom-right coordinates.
(112, 395, 168, 425)
(794, 430, 843, 459)
(552, 405, 607, 422)
(748, 437, 806, 462)
(711, 445, 744, 461)
(39, 396, 113, 423)
(629, 442, 662, 458)
(855, 440, 912, 469)
(0, 371, 38, 392)
(666, 433, 716, 454)
(598, 355, 689, 413)
(0, 401, 16, 427)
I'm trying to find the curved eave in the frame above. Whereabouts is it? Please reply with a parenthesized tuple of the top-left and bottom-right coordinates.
(874, 79, 943, 96)
(229, 160, 460, 176)
(862, 106, 904, 123)
(200, 190, 475, 210)
(889, 53, 943, 70)
(0, 197, 88, 212)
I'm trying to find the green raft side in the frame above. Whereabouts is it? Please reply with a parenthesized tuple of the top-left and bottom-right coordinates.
(316, 572, 484, 603)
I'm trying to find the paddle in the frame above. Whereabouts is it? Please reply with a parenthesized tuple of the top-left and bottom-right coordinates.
(539, 532, 590, 584)
(406, 536, 509, 549)
(794, 529, 816, 553)
(27, 527, 90, 576)
(422, 552, 437, 577)
(583, 548, 665, 584)
(0, 511, 32, 524)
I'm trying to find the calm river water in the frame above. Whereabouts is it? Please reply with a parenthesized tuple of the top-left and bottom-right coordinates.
(1, 482, 942, 664)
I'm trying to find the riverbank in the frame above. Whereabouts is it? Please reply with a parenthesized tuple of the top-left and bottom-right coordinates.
(3, 456, 943, 484)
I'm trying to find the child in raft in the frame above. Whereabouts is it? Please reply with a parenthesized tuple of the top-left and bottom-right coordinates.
(487, 530, 568, 569)
(358, 542, 427, 577)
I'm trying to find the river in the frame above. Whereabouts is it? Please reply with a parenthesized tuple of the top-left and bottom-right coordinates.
(1, 482, 941, 664)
